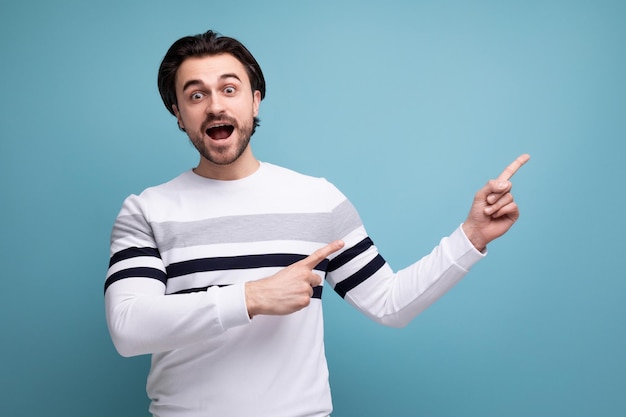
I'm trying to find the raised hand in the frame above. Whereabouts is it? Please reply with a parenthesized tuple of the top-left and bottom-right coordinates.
(245, 240, 345, 317)
(462, 154, 530, 252)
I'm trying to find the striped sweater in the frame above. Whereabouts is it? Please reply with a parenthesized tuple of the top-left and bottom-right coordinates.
(104, 162, 483, 417)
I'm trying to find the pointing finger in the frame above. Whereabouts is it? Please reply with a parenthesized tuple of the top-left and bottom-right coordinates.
(299, 240, 345, 269)
(497, 154, 530, 181)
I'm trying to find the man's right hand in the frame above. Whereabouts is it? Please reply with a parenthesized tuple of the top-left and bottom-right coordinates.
(245, 240, 345, 317)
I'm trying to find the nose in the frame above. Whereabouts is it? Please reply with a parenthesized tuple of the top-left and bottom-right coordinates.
(205, 93, 225, 116)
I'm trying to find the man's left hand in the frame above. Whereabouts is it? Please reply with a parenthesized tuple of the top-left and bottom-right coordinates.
(462, 154, 530, 252)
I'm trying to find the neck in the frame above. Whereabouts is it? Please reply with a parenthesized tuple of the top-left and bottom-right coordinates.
(193, 148, 260, 181)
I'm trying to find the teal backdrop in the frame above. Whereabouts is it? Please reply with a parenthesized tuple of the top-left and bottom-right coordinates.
(1, 0, 625, 416)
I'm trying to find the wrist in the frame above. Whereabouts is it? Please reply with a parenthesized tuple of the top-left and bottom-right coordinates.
(244, 281, 260, 318)
(461, 223, 487, 253)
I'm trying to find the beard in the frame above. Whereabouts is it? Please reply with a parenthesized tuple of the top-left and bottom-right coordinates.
(188, 113, 255, 166)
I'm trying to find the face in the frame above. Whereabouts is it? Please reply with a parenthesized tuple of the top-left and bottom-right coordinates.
(172, 54, 261, 176)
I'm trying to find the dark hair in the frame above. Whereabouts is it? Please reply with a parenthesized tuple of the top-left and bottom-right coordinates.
(157, 30, 266, 129)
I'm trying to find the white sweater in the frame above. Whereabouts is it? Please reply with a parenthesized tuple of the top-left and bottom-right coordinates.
(105, 162, 484, 417)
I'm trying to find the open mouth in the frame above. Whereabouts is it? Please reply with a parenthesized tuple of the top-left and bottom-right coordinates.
(206, 124, 235, 140)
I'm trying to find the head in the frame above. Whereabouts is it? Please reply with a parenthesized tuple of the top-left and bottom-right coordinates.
(157, 30, 266, 135)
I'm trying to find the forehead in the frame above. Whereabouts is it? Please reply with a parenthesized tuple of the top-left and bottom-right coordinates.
(175, 53, 250, 89)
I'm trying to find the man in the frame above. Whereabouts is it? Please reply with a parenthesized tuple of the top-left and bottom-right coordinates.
(104, 30, 529, 417)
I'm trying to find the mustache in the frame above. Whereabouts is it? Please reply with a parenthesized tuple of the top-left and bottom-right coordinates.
(202, 113, 238, 130)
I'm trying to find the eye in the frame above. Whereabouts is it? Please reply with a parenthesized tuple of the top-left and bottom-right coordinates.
(191, 92, 204, 100)
(224, 86, 236, 94)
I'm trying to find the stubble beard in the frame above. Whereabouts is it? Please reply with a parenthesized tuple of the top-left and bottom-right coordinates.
(189, 115, 254, 166)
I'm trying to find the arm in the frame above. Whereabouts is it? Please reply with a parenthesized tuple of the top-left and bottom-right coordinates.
(105, 277, 249, 357)
(326, 154, 530, 327)
(326, 224, 483, 327)
(104, 197, 250, 357)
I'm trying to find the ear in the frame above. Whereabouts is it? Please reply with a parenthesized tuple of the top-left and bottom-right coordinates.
(172, 104, 185, 131)
(252, 90, 261, 117)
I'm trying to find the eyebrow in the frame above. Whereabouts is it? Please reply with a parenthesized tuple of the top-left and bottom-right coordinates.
(182, 73, 242, 92)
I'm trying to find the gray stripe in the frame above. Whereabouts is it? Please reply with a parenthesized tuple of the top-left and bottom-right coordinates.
(112, 199, 363, 252)
(332, 198, 363, 238)
(152, 212, 336, 252)
(111, 214, 153, 243)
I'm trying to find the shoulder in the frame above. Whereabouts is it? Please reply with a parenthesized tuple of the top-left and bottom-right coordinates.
(262, 162, 346, 202)
(262, 162, 339, 191)
(118, 171, 194, 215)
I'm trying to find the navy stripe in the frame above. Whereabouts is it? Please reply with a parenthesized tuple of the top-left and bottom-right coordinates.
(312, 285, 323, 299)
(167, 254, 330, 278)
(172, 284, 324, 299)
(327, 237, 373, 272)
(172, 284, 231, 294)
(109, 247, 161, 267)
(104, 267, 167, 293)
(334, 254, 386, 298)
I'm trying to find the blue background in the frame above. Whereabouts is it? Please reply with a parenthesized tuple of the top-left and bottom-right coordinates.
(1, 0, 625, 416)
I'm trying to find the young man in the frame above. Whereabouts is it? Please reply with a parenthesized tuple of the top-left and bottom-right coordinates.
(105, 30, 529, 417)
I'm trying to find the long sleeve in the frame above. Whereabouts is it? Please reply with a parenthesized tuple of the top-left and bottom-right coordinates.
(104, 194, 251, 357)
(326, 199, 485, 327)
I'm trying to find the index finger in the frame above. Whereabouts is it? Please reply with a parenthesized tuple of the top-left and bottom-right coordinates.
(497, 153, 531, 181)
(299, 240, 345, 269)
